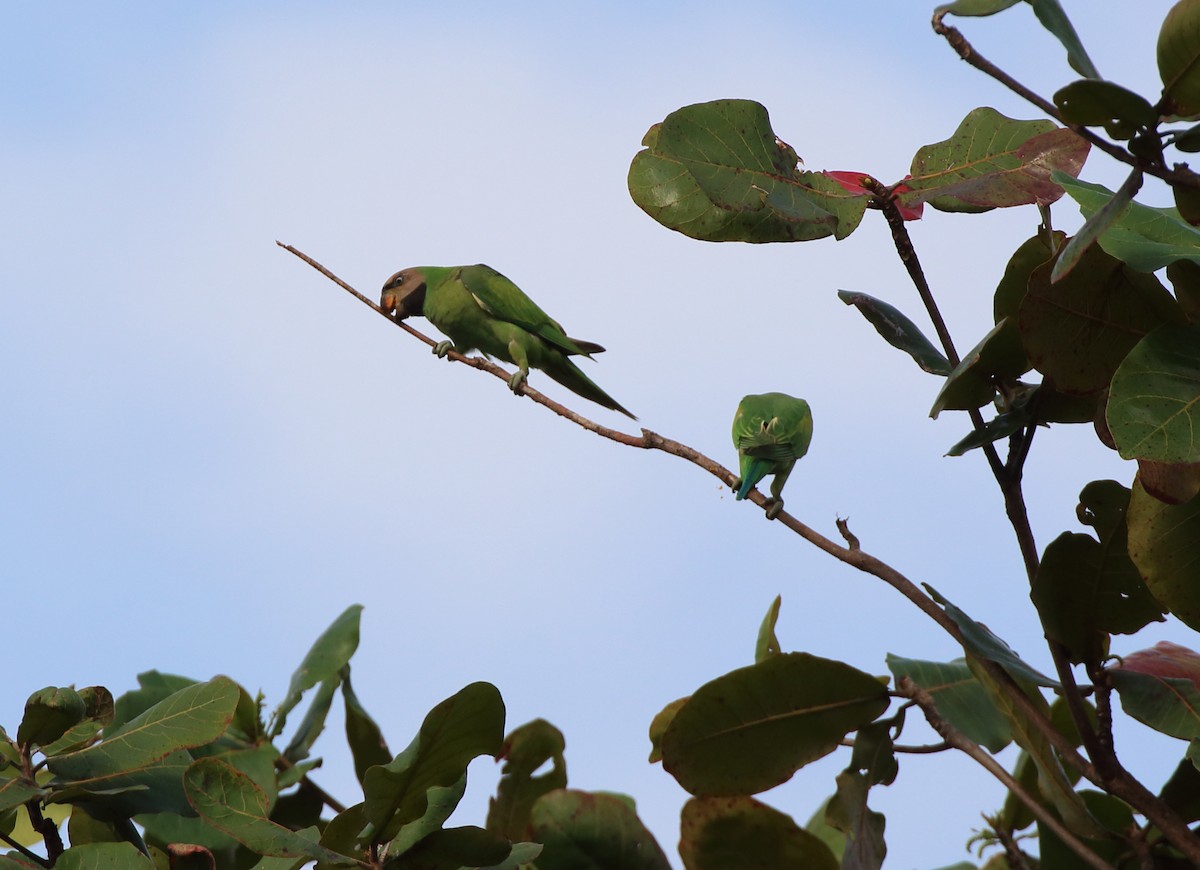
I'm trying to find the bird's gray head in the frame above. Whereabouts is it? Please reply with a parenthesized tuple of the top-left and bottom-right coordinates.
(380, 268, 427, 319)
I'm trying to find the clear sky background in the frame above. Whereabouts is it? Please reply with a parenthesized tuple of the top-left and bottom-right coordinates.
(2, 2, 1188, 867)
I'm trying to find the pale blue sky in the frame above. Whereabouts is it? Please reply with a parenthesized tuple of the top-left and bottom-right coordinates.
(1, 3, 1185, 867)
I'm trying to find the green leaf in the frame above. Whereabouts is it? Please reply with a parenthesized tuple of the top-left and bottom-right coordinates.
(647, 698, 688, 765)
(1127, 477, 1200, 630)
(140, 744, 282, 855)
(1159, 742, 1200, 822)
(755, 595, 783, 662)
(388, 775, 468, 856)
(363, 682, 505, 839)
(837, 291, 952, 376)
(1107, 322, 1200, 462)
(17, 687, 87, 749)
(486, 719, 566, 840)
(1159, 0, 1200, 115)
(1053, 172, 1200, 272)
(930, 319, 1029, 417)
(342, 667, 390, 785)
(935, 0, 1021, 16)
(1020, 242, 1181, 395)
(824, 771, 885, 870)
(885, 656, 1011, 752)
(283, 677, 337, 764)
(111, 673, 197, 734)
(847, 721, 897, 787)
(1168, 259, 1200, 322)
(0, 777, 48, 814)
(1037, 791, 1135, 868)
(271, 605, 362, 739)
(925, 587, 1058, 687)
(898, 108, 1087, 213)
(1031, 531, 1164, 664)
(1051, 169, 1144, 283)
(1110, 669, 1200, 739)
(679, 796, 837, 870)
(47, 678, 241, 815)
(54, 843, 156, 870)
(944, 409, 1028, 457)
(1024, 0, 1101, 79)
(184, 758, 356, 864)
(530, 790, 671, 870)
(1054, 80, 1157, 137)
(628, 99, 868, 243)
(661, 653, 889, 796)
(388, 826, 513, 870)
(993, 230, 1065, 322)
(1031, 481, 1165, 664)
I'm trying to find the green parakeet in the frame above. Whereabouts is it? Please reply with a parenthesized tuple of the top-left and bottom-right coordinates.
(731, 392, 812, 520)
(380, 264, 634, 419)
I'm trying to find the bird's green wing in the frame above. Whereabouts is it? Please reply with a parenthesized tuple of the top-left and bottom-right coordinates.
(458, 265, 592, 356)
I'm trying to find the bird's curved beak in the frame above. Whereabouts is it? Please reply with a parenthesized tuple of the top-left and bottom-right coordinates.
(380, 290, 399, 318)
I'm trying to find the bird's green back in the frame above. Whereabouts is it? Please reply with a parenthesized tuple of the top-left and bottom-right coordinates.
(457, 265, 593, 357)
(732, 393, 813, 460)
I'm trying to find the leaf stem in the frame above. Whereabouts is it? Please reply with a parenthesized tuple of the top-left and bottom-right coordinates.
(0, 831, 50, 867)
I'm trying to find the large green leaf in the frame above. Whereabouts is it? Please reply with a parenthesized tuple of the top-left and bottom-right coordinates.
(1054, 80, 1157, 137)
(486, 719, 567, 840)
(1030, 481, 1165, 664)
(628, 99, 867, 242)
(824, 772, 885, 870)
(929, 319, 1029, 417)
(283, 677, 336, 764)
(110, 673, 197, 734)
(1051, 169, 1144, 283)
(993, 230, 1064, 322)
(838, 291, 952, 376)
(54, 843, 156, 870)
(1127, 477, 1200, 630)
(661, 653, 889, 796)
(362, 682, 504, 839)
(140, 744, 281, 855)
(17, 687, 87, 749)
(47, 677, 240, 814)
(1019, 243, 1181, 395)
(341, 667, 390, 785)
(271, 605, 362, 738)
(1054, 172, 1200, 272)
(885, 656, 1011, 752)
(679, 796, 837, 870)
(388, 775, 468, 856)
(925, 587, 1058, 686)
(388, 826, 513, 870)
(1159, 0, 1200, 115)
(1037, 790, 1135, 868)
(530, 790, 670, 870)
(898, 108, 1087, 213)
(0, 777, 47, 814)
(1110, 669, 1200, 739)
(1107, 322, 1200, 463)
(184, 758, 355, 864)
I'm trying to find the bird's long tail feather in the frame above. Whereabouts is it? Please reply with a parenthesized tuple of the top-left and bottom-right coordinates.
(544, 358, 636, 419)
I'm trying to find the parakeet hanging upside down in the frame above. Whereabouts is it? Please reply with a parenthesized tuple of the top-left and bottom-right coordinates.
(731, 392, 813, 520)
(380, 264, 634, 419)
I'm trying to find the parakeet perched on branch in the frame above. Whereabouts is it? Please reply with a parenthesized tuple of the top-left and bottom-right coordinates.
(731, 392, 812, 520)
(380, 264, 634, 419)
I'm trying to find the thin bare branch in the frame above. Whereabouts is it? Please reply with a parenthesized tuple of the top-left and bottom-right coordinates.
(931, 12, 1200, 191)
(898, 677, 1113, 870)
